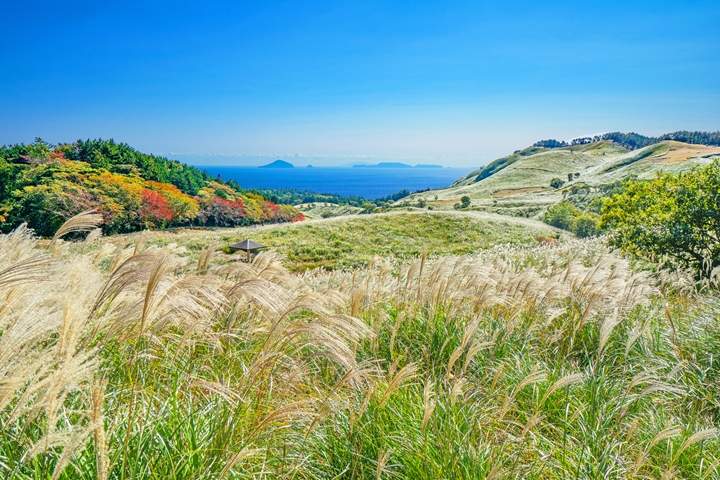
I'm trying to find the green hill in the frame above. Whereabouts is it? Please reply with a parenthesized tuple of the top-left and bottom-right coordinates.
(0, 138, 303, 236)
(406, 140, 720, 219)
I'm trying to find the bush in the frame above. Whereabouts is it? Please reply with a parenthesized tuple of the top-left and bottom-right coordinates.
(460, 196, 471, 208)
(550, 178, 565, 189)
(572, 213, 600, 238)
(360, 201, 378, 214)
(543, 201, 580, 231)
(601, 159, 720, 277)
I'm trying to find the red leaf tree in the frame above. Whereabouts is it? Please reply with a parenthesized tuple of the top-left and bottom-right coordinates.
(139, 189, 174, 226)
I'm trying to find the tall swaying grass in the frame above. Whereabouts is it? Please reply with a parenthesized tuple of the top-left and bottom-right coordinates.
(1, 220, 719, 478)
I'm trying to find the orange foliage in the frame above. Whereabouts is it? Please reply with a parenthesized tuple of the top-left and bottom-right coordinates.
(140, 189, 174, 226)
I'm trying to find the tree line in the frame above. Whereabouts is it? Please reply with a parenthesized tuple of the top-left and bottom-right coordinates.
(230, 186, 414, 207)
(534, 130, 720, 150)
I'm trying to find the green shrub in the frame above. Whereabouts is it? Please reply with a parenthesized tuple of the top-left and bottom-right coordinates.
(360, 201, 378, 214)
(572, 213, 601, 238)
(543, 201, 580, 230)
(601, 159, 720, 277)
(550, 178, 565, 189)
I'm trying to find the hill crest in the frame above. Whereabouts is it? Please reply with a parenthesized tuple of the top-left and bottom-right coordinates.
(406, 139, 720, 220)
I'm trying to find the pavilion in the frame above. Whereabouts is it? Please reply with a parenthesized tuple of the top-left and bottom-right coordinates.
(229, 239, 267, 262)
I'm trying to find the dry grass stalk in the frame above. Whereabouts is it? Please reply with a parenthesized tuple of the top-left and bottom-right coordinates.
(219, 447, 264, 479)
(422, 378, 435, 434)
(197, 241, 218, 274)
(52, 209, 104, 241)
(376, 449, 393, 480)
(91, 381, 109, 480)
(378, 363, 418, 407)
(675, 428, 719, 459)
(539, 373, 583, 406)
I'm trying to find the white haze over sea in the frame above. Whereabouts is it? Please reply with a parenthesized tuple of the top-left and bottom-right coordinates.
(168, 153, 482, 169)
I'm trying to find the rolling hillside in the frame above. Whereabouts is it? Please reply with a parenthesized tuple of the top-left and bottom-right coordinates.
(408, 140, 720, 218)
(0, 138, 304, 235)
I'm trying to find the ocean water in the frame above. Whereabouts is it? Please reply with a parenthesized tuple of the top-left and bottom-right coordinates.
(201, 167, 476, 199)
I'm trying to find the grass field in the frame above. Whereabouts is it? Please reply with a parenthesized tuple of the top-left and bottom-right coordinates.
(294, 202, 362, 219)
(117, 212, 565, 271)
(4, 140, 719, 479)
(2, 220, 720, 479)
(249, 213, 561, 270)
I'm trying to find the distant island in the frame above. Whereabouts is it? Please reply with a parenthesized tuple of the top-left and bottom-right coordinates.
(259, 159, 294, 168)
(353, 162, 411, 168)
(352, 162, 444, 169)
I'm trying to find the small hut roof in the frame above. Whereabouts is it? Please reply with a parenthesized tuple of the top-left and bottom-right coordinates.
(229, 239, 267, 250)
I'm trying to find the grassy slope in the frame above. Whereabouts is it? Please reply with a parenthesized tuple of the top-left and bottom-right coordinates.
(5, 227, 720, 479)
(254, 212, 562, 270)
(294, 202, 362, 219)
(410, 140, 720, 218)
(117, 211, 565, 271)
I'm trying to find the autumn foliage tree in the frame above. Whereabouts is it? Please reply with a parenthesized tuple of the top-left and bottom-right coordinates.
(197, 197, 248, 227)
(139, 189, 174, 227)
(0, 139, 304, 235)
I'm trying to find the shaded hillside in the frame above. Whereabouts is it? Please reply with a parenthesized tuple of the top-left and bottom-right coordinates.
(0, 138, 303, 235)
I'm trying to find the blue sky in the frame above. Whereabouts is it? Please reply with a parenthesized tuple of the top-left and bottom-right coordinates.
(1, 0, 719, 167)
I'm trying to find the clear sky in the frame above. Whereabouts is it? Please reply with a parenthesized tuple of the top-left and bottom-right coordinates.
(1, 0, 719, 167)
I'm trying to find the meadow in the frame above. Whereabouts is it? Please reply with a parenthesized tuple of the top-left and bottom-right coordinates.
(1, 212, 719, 479)
(132, 212, 564, 271)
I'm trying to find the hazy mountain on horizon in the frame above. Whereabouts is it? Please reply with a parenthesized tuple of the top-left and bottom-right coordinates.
(167, 153, 475, 168)
(259, 159, 294, 168)
(352, 162, 445, 169)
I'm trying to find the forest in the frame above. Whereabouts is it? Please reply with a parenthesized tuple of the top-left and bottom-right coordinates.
(232, 186, 413, 207)
(534, 130, 720, 150)
(0, 139, 304, 235)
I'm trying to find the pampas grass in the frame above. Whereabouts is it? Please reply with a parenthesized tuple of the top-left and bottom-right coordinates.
(51, 210, 103, 241)
(1, 219, 720, 478)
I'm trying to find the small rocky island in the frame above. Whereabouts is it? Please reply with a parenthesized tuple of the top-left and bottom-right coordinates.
(259, 159, 294, 168)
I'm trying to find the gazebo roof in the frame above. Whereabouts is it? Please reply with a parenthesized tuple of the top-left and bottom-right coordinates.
(229, 239, 267, 250)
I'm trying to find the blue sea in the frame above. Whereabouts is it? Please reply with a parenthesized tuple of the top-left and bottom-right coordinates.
(201, 167, 476, 199)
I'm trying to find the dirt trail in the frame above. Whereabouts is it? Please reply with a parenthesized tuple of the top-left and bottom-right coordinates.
(493, 186, 547, 197)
